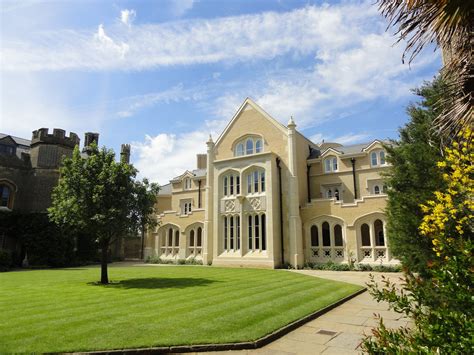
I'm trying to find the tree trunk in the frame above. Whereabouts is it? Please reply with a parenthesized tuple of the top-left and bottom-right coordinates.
(140, 225, 145, 260)
(100, 241, 109, 284)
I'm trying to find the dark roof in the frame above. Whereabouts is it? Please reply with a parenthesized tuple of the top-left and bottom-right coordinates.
(158, 183, 172, 195)
(308, 140, 390, 160)
(0, 133, 31, 147)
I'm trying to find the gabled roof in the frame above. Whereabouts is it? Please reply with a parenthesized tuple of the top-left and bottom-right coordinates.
(308, 140, 391, 161)
(170, 168, 207, 183)
(0, 133, 31, 147)
(214, 98, 288, 147)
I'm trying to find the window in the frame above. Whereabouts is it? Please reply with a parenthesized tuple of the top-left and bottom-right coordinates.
(326, 189, 332, 199)
(247, 169, 266, 194)
(322, 222, 330, 246)
(188, 226, 203, 256)
(183, 178, 192, 190)
(334, 224, 343, 246)
(161, 226, 180, 255)
(334, 189, 340, 201)
(324, 157, 338, 173)
(181, 200, 192, 215)
(223, 173, 240, 196)
(246, 139, 254, 155)
(361, 224, 371, 246)
(370, 150, 387, 167)
(311, 225, 319, 247)
(236, 143, 244, 156)
(248, 213, 266, 252)
(374, 219, 385, 246)
(0, 145, 15, 155)
(374, 185, 380, 195)
(234, 136, 264, 156)
(223, 215, 240, 252)
(0, 185, 11, 208)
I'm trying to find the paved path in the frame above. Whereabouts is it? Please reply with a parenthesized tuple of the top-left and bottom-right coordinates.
(199, 270, 409, 355)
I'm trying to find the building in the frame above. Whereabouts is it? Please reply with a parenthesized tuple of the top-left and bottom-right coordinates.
(0, 129, 132, 258)
(145, 98, 396, 268)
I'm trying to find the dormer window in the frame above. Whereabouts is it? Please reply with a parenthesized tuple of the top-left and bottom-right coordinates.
(324, 157, 338, 173)
(371, 150, 387, 167)
(234, 136, 264, 157)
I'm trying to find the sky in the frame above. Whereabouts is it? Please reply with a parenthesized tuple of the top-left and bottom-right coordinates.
(0, 0, 441, 184)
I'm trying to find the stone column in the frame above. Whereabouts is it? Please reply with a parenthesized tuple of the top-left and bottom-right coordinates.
(203, 135, 215, 265)
(287, 117, 304, 268)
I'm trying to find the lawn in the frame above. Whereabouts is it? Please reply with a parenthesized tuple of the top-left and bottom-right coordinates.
(0, 265, 362, 353)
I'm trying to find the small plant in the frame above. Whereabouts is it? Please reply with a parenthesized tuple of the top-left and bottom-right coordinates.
(145, 256, 203, 265)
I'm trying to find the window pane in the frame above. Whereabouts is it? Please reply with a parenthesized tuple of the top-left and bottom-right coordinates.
(361, 224, 370, 246)
(327, 189, 332, 198)
(230, 175, 234, 195)
(247, 174, 252, 194)
(332, 158, 338, 171)
(334, 225, 343, 246)
(254, 171, 259, 192)
(322, 222, 330, 246)
(371, 152, 378, 166)
(374, 219, 384, 246)
(374, 185, 380, 194)
(246, 139, 254, 154)
(190, 230, 195, 246)
(261, 171, 265, 192)
(230, 216, 234, 249)
(224, 177, 228, 196)
(236, 216, 240, 250)
(236, 143, 244, 156)
(255, 215, 260, 250)
(168, 229, 173, 246)
(255, 139, 262, 153)
(188, 203, 191, 212)
(334, 189, 340, 201)
(175, 230, 180, 247)
(325, 159, 331, 172)
(1, 186, 10, 207)
(248, 215, 253, 250)
(261, 214, 266, 251)
(197, 227, 202, 246)
(236, 176, 240, 195)
(380, 151, 385, 165)
(311, 225, 319, 247)
(224, 217, 228, 250)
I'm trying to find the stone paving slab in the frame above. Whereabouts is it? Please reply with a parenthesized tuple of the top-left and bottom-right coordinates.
(201, 270, 406, 355)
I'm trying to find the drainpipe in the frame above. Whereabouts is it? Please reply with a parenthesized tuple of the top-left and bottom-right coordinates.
(351, 158, 358, 200)
(306, 165, 311, 203)
(198, 180, 202, 208)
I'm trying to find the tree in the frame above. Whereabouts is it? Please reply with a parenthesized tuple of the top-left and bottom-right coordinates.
(49, 144, 137, 284)
(383, 78, 446, 273)
(131, 178, 160, 260)
(377, 0, 473, 136)
(362, 127, 473, 353)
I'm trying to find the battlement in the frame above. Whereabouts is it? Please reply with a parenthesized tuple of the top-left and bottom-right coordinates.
(31, 128, 80, 148)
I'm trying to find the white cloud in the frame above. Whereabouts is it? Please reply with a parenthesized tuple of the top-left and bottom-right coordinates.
(120, 9, 136, 27)
(1, 2, 400, 72)
(170, 0, 196, 17)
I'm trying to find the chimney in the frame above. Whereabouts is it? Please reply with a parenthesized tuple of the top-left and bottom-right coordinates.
(197, 154, 207, 170)
(120, 144, 131, 164)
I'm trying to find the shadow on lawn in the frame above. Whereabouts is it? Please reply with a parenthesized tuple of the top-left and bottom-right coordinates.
(88, 277, 218, 289)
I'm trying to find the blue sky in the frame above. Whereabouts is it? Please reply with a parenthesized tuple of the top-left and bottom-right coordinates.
(1, 0, 441, 184)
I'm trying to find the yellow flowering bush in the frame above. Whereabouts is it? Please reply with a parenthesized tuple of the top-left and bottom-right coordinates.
(420, 127, 473, 258)
(362, 127, 473, 354)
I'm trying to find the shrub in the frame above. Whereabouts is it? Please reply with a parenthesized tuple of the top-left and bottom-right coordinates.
(0, 249, 12, 271)
(145, 256, 203, 265)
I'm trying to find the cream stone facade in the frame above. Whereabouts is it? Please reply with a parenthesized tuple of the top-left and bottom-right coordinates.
(144, 98, 397, 268)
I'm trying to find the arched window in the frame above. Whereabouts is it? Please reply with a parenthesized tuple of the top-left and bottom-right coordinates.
(261, 214, 266, 251)
(0, 185, 11, 207)
(334, 224, 343, 246)
(334, 189, 340, 200)
(374, 219, 385, 246)
(223, 177, 228, 196)
(246, 139, 254, 155)
(382, 185, 388, 193)
(371, 152, 378, 166)
(247, 169, 265, 194)
(235, 143, 244, 156)
(168, 228, 173, 246)
(322, 222, 330, 246)
(255, 139, 263, 153)
(190, 230, 195, 247)
(327, 189, 332, 198)
(175, 230, 180, 247)
(197, 227, 202, 247)
(223, 173, 240, 196)
(361, 223, 370, 246)
(230, 175, 234, 195)
(311, 225, 319, 247)
(374, 185, 380, 194)
(379, 151, 386, 165)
